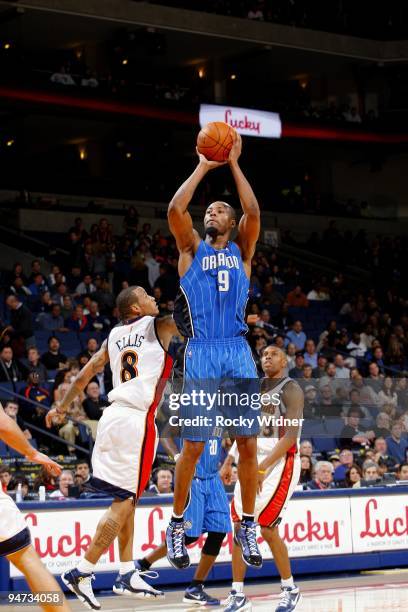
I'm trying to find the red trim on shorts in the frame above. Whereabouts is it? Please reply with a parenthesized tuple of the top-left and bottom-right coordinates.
(257, 453, 295, 527)
(136, 353, 173, 499)
(231, 498, 240, 523)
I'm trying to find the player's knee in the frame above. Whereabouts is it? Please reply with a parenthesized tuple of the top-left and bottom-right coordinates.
(235, 436, 257, 460)
(182, 440, 205, 461)
(260, 524, 279, 540)
(202, 531, 226, 556)
(185, 535, 199, 546)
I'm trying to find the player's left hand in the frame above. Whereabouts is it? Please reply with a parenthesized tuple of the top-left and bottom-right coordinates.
(246, 314, 261, 326)
(257, 470, 265, 493)
(196, 148, 228, 169)
(228, 132, 242, 163)
(25, 449, 62, 476)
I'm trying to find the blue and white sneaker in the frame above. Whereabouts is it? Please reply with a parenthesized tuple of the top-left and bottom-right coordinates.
(61, 568, 100, 610)
(183, 583, 220, 606)
(113, 568, 164, 599)
(235, 520, 262, 568)
(223, 590, 252, 611)
(275, 586, 301, 611)
(165, 519, 190, 569)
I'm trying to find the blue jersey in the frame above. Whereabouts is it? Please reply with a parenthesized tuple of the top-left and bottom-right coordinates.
(174, 240, 249, 339)
(195, 438, 222, 479)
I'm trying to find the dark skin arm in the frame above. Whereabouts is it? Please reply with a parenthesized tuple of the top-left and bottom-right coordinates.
(230, 134, 261, 278)
(155, 315, 182, 350)
(257, 381, 304, 492)
(45, 342, 109, 427)
(167, 152, 226, 277)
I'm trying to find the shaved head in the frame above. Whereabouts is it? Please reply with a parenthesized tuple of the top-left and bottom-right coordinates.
(207, 201, 236, 220)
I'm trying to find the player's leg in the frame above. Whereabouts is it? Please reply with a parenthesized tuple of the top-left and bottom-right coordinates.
(7, 545, 70, 612)
(166, 439, 205, 569)
(113, 506, 163, 599)
(260, 526, 301, 612)
(62, 498, 134, 610)
(224, 524, 251, 612)
(183, 532, 225, 606)
(234, 435, 262, 568)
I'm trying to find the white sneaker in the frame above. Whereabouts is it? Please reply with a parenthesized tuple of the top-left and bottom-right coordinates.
(61, 568, 100, 610)
(113, 569, 164, 599)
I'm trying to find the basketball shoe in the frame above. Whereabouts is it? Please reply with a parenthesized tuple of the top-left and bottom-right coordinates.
(275, 586, 301, 611)
(61, 568, 100, 610)
(113, 568, 164, 598)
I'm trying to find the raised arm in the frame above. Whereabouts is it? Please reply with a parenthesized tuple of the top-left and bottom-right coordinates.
(229, 134, 260, 272)
(0, 403, 61, 474)
(167, 152, 226, 272)
(156, 315, 182, 352)
(45, 342, 109, 427)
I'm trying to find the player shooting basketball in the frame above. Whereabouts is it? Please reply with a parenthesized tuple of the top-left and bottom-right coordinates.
(166, 130, 262, 571)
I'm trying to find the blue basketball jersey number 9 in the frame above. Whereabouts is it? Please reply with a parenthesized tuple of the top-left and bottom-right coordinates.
(218, 270, 229, 292)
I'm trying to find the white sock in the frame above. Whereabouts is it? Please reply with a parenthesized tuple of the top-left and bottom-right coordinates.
(232, 582, 244, 593)
(281, 576, 295, 589)
(120, 561, 135, 575)
(77, 559, 96, 575)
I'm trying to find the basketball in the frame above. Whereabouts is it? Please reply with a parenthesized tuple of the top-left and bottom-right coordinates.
(197, 121, 236, 162)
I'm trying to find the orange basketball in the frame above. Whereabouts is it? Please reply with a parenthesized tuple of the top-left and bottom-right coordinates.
(197, 121, 236, 162)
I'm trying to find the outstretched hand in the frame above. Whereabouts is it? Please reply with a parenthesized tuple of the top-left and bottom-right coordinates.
(228, 132, 242, 164)
(25, 449, 62, 477)
(196, 148, 228, 170)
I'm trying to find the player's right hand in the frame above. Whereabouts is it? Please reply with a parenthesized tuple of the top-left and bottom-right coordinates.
(25, 450, 62, 476)
(45, 408, 58, 428)
(219, 464, 232, 484)
(246, 314, 261, 325)
(196, 148, 228, 169)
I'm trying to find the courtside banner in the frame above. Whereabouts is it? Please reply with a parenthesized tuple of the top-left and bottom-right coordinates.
(11, 496, 350, 576)
(350, 494, 408, 553)
(199, 104, 282, 138)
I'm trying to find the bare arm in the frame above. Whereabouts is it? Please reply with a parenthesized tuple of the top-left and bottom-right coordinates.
(46, 343, 109, 426)
(229, 134, 260, 271)
(168, 152, 226, 273)
(258, 382, 304, 475)
(156, 315, 183, 352)
(0, 404, 61, 474)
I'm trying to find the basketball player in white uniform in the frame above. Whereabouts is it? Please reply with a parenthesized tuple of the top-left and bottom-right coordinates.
(222, 346, 303, 612)
(46, 286, 178, 610)
(0, 403, 70, 612)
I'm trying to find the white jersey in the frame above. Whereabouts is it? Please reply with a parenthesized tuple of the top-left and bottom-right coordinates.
(107, 315, 171, 411)
(231, 377, 302, 462)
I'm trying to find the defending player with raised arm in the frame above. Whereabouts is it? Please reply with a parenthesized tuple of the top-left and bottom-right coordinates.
(46, 286, 180, 610)
(223, 345, 303, 612)
(0, 404, 71, 612)
(166, 133, 263, 571)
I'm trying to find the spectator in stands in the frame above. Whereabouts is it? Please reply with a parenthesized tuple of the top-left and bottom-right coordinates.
(4, 400, 32, 439)
(303, 385, 319, 418)
(373, 437, 396, 471)
(353, 461, 379, 487)
(40, 336, 68, 370)
(386, 422, 408, 465)
(0, 346, 27, 383)
(286, 320, 307, 350)
(397, 463, 408, 480)
(299, 440, 313, 458)
(285, 343, 297, 370)
(373, 412, 392, 439)
(377, 377, 398, 409)
(299, 455, 313, 484)
(312, 355, 328, 378)
(288, 353, 305, 379)
(75, 274, 96, 296)
(37, 304, 68, 333)
(345, 464, 362, 488)
(347, 332, 367, 358)
(87, 302, 108, 332)
(33, 466, 57, 494)
(22, 347, 48, 383)
(306, 461, 335, 490)
(307, 283, 330, 301)
(339, 407, 375, 450)
(9, 277, 31, 299)
(248, 3, 264, 20)
(49, 470, 75, 499)
(367, 362, 384, 392)
(0, 466, 12, 493)
(60, 296, 74, 320)
(273, 302, 293, 331)
(75, 461, 91, 484)
(303, 339, 318, 368)
(66, 305, 89, 332)
(333, 448, 354, 483)
(5, 295, 35, 350)
(81, 68, 99, 88)
(286, 286, 309, 308)
(77, 338, 99, 363)
(82, 381, 107, 439)
(28, 273, 48, 298)
(318, 383, 342, 417)
(52, 283, 70, 307)
(149, 468, 173, 494)
(334, 354, 350, 379)
(21, 372, 51, 416)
